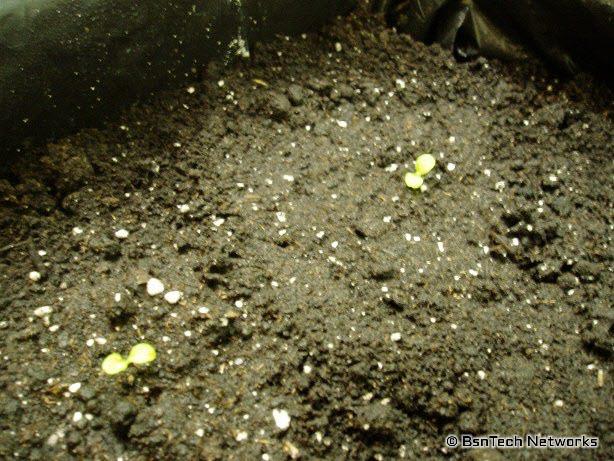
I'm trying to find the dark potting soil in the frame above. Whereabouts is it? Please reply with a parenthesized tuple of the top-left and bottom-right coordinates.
(0, 7, 612, 461)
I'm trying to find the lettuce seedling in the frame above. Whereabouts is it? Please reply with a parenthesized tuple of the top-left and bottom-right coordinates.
(404, 172, 424, 189)
(101, 353, 129, 375)
(101, 343, 157, 375)
(405, 154, 436, 190)
(415, 154, 436, 176)
(127, 343, 157, 365)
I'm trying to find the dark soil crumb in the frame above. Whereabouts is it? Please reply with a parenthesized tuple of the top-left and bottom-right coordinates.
(0, 7, 612, 461)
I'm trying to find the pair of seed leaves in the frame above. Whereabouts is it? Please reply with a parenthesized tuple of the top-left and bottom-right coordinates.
(405, 154, 436, 189)
(102, 343, 156, 375)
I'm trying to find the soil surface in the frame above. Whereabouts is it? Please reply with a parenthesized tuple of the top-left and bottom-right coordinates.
(0, 7, 612, 461)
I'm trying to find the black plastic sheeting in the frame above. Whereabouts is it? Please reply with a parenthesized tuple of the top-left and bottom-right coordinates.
(381, 0, 614, 76)
(1, 0, 612, 149)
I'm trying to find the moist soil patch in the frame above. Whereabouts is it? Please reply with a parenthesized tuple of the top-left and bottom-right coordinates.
(0, 8, 612, 461)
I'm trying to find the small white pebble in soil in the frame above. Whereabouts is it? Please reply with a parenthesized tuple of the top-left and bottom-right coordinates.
(437, 242, 445, 252)
(468, 269, 479, 277)
(553, 399, 564, 407)
(395, 78, 406, 89)
(448, 136, 456, 144)
(276, 211, 287, 223)
(477, 370, 486, 380)
(235, 431, 248, 442)
(198, 306, 210, 315)
(383, 216, 392, 223)
(213, 218, 225, 227)
(337, 120, 348, 128)
(146, 278, 165, 296)
(34, 305, 52, 317)
(511, 238, 520, 247)
(217, 80, 225, 87)
(446, 162, 456, 171)
(235, 299, 244, 308)
(28, 271, 42, 282)
(303, 364, 312, 374)
(331, 241, 339, 249)
(186, 86, 196, 94)
(164, 291, 182, 304)
(195, 428, 204, 437)
(272, 409, 291, 431)
(72, 412, 83, 423)
(390, 332, 402, 342)
(334, 42, 342, 52)
(282, 174, 295, 182)
(46, 431, 62, 447)
(68, 383, 81, 393)
(385, 163, 399, 173)
(114, 229, 129, 239)
(177, 204, 190, 214)
(72, 227, 83, 236)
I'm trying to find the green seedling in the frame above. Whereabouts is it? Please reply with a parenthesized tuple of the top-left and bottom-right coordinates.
(101, 343, 157, 375)
(101, 353, 129, 375)
(415, 154, 436, 176)
(127, 343, 157, 364)
(405, 153, 436, 190)
(404, 172, 424, 189)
